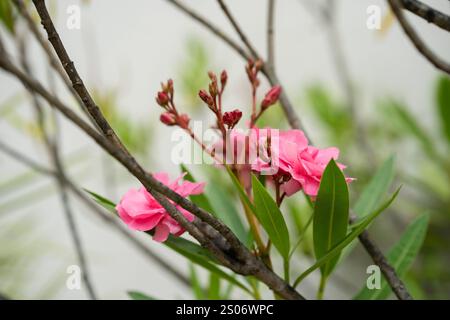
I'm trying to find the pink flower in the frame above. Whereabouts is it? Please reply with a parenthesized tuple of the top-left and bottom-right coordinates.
(252, 129, 351, 197)
(116, 172, 205, 242)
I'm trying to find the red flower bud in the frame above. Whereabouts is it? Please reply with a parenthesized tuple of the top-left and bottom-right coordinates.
(220, 70, 228, 89)
(199, 89, 215, 108)
(223, 109, 243, 129)
(261, 85, 282, 109)
(156, 91, 169, 106)
(160, 112, 176, 126)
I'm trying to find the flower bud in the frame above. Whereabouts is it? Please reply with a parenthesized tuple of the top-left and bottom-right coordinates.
(223, 109, 243, 129)
(261, 85, 282, 109)
(156, 91, 169, 106)
(209, 82, 218, 97)
(160, 112, 176, 126)
(220, 70, 228, 89)
(199, 89, 214, 108)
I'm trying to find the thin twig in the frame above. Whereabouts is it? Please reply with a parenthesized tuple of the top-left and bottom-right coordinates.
(165, 0, 309, 134)
(216, 0, 260, 58)
(267, 0, 276, 71)
(388, 0, 450, 75)
(12, 0, 101, 130)
(17, 35, 97, 300)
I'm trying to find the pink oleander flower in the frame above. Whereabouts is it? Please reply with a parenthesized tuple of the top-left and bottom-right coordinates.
(116, 172, 205, 242)
(212, 128, 351, 198)
(252, 129, 351, 197)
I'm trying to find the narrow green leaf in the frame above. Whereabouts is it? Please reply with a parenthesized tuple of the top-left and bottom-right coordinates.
(189, 264, 205, 299)
(127, 291, 156, 300)
(313, 159, 349, 277)
(84, 189, 116, 213)
(294, 187, 401, 288)
(382, 100, 436, 157)
(207, 273, 221, 300)
(225, 166, 255, 212)
(436, 76, 450, 143)
(353, 156, 395, 218)
(251, 174, 290, 260)
(354, 213, 429, 300)
(0, 0, 15, 34)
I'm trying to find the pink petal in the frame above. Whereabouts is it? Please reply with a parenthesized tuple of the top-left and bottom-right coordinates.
(282, 179, 302, 196)
(153, 172, 170, 185)
(315, 147, 339, 164)
(153, 224, 170, 242)
(129, 213, 165, 231)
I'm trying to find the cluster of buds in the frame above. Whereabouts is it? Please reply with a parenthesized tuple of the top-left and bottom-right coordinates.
(223, 109, 242, 129)
(261, 85, 282, 110)
(156, 79, 190, 129)
(245, 59, 263, 89)
(198, 70, 242, 133)
(198, 70, 228, 113)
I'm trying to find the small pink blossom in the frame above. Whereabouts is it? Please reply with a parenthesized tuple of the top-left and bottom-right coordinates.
(116, 172, 205, 242)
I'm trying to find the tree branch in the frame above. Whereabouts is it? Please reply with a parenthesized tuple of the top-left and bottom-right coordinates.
(17, 33, 98, 299)
(357, 230, 413, 300)
(388, 0, 450, 75)
(12, 0, 101, 131)
(401, 0, 450, 32)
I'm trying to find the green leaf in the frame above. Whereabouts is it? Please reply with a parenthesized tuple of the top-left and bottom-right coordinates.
(225, 166, 255, 213)
(313, 159, 349, 277)
(189, 264, 205, 299)
(436, 76, 450, 143)
(381, 99, 436, 157)
(251, 174, 290, 260)
(354, 213, 429, 300)
(294, 187, 401, 288)
(127, 291, 156, 300)
(354, 156, 395, 218)
(0, 0, 15, 34)
(84, 189, 116, 213)
(207, 273, 221, 300)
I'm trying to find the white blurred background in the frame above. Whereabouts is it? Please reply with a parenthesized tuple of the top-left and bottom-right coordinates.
(0, 0, 449, 299)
